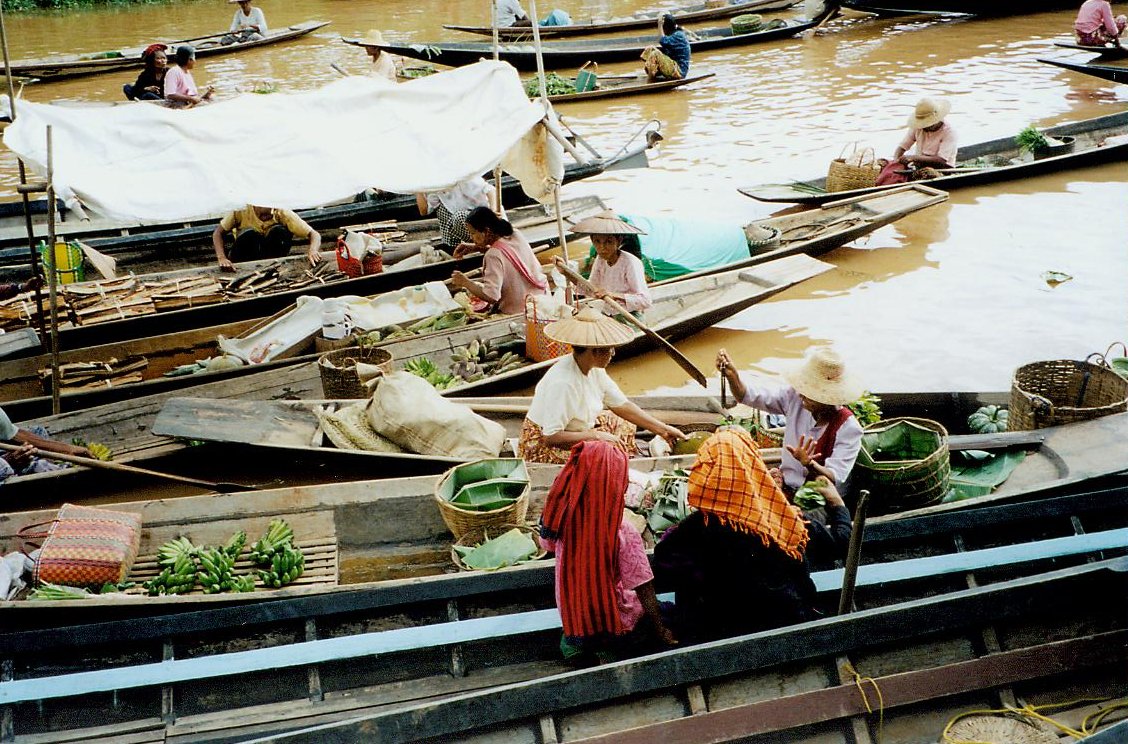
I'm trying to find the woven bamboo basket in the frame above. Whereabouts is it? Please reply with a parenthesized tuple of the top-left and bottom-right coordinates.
(1009, 359, 1128, 431)
(317, 346, 393, 399)
(744, 223, 782, 254)
(434, 459, 531, 540)
(730, 13, 763, 33)
(450, 523, 545, 571)
(854, 417, 949, 514)
(826, 145, 880, 192)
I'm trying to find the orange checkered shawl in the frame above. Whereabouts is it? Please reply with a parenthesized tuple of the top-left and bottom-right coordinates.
(540, 441, 629, 639)
(688, 429, 809, 561)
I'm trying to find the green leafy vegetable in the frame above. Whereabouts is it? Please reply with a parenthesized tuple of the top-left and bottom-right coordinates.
(1015, 126, 1049, 155)
(848, 392, 883, 427)
(525, 72, 575, 97)
(793, 482, 826, 510)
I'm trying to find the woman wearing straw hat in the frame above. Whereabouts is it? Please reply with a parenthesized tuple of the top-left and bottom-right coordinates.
(893, 97, 958, 170)
(360, 30, 402, 82)
(519, 307, 687, 464)
(571, 211, 652, 314)
(716, 346, 865, 496)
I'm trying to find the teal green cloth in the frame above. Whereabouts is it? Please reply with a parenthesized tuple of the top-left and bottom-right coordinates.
(585, 213, 750, 281)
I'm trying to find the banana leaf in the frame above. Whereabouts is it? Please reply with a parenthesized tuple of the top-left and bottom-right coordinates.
(459, 528, 539, 571)
(943, 450, 1026, 503)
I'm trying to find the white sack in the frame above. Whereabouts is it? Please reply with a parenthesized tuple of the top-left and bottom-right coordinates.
(2, 61, 545, 222)
(366, 372, 505, 459)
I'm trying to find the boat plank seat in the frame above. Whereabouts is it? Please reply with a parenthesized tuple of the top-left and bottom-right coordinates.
(2, 528, 1123, 706)
(125, 510, 339, 594)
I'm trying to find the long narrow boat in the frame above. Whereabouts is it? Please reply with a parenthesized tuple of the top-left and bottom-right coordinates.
(1052, 40, 1128, 60)
(343, 5, 834, 71)
(546, 72, 715, 104)
(0, 150, 635, 260)
(841, 0, 1075, 15)
(445, 0, 796, 39)
(0, 185, 945, 418)
(741, 109, 1128, 204)
(149, 255, 835, 464)
(1041, 57, 1128, 84)
(0, 511, 1123, 740)
(0, 21, 330, 83)
(0, 198, 600, 352)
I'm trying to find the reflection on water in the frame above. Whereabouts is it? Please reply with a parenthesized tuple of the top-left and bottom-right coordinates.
(2, 0, 1125, 393)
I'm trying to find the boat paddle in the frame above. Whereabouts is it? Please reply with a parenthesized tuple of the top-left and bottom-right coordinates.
(0, 442, 256, 493)
(554, 258, 708, 387)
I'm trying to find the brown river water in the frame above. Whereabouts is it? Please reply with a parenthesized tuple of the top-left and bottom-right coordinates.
(3, 0, 1126, 396)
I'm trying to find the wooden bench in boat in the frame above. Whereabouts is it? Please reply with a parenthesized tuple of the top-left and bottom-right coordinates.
(2, 527, 1124, 706)
(126, 510, 339, 596)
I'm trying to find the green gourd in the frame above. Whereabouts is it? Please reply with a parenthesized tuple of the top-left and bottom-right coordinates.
(967, 405, 1008, 434)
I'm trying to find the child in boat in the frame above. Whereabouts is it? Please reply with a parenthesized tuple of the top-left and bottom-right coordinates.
(538, 440, 677, 661)
(1074, 0, 1126, 46)
(572, 211, 652, 314)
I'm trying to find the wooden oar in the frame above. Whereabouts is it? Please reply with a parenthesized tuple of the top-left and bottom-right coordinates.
(0, 442, 256, 492)
(554, 258, 708, 387)
(169, 30, 238, 46)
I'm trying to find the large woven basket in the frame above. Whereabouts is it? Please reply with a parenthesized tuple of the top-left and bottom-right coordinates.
(854, 417, 950, 514)
(1009, 359, 1128, 431)
(730, 13, 763, 33)
(826, 145, 880, 192)
(450, 523, 546, 572)
(317, 346, 393, 399)
(434, 459, 531, 540)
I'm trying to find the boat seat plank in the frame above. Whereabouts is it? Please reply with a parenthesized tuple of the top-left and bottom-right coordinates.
(2, 528, 1123, 706)
(12, 717, 165, 744)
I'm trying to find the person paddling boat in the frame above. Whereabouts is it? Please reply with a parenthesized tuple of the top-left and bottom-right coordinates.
(571, 211, 652, 314)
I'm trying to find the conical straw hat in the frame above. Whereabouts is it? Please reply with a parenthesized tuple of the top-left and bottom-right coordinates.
(544, 306, 635, 347)
(568, 210, 646, 236)
(783, 346, 864, 406)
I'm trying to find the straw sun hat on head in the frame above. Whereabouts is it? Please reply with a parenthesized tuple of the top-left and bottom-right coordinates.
(361, 30, 387, 46)
(783, 347, 864, 406)
(907, 97, 951, 129)
(568, 210, 646, 236)
(544, 306, 634, 348)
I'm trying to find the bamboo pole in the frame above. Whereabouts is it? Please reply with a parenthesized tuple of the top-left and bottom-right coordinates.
(491, 0, 503, 212)
(0, 0, 48, 343)
(44, 126, 62, 416)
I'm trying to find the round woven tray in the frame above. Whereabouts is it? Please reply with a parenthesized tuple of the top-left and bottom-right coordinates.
(450, 523, 545, 571)
(317, 346, 393, 399)
(855, 417, 950, 514)
(1010, 358, 1128, 431)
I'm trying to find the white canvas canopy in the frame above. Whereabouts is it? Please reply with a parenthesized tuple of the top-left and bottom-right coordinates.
(1, 61, 549, 223)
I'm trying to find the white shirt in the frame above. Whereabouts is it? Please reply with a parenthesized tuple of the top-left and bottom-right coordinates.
(740, 381, 863, 491)
(425, 177, 494, 216)
(230, 6, 267, 33)
(493, 0, 528, 27)
(0, 407, 17, 441)
(527, 354, 629, 436)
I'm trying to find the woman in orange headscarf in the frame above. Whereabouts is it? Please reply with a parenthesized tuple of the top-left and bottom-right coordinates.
(654, 428, 846, 642)
(539, 440, 676, 661)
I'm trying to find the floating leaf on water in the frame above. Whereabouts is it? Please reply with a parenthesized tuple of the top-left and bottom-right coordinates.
(1041, 270, 1072, 287)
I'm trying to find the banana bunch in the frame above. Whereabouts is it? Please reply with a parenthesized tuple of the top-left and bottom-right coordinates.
(223, 530, 247, 560)
(404, 356, 458, 390)
(490, 351, 525, 375)
(257, 545, 305, 588)
(249, 519, 294, 563)
(72, 438, 113, 461)
(196, 546, 239, 594)
(145, 547, 198, 596)
(450, 337, 525, 382)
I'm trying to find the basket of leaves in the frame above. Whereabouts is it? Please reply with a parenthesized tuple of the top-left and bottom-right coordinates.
(854, 417, 950, 514)
(434, 458, 531, 540)
(450, 523, 545, 571)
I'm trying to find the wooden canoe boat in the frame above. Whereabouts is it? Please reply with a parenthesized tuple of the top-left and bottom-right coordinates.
(0, 496, 1123, 741)
(0, 21, 330, 83)
(343, 6, 834, 71)
(544, 72, 715, 103)
(0, 152, 630, 261)
(841, 0, 1075, 15)
(148, 255, 835, 462)
(1052, 41, 1128, 60)
(1041, 57, 1128, 85)
(0, 184, 947, 418)
(741, 110, 1128, 204)
(445, 0, 796, 39)
(0, 197, 603, 352)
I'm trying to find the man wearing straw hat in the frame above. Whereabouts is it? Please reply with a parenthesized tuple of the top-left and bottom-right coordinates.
(359, 30, 402, 82)
(223, 0, 267, 44)
(570, 211, 652, 314)
(519, 307, 687, 464)
(716, 346, 865, 496)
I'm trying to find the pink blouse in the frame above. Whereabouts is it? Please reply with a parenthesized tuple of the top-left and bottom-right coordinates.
(588, 251, 652, 313)
(544, 520, 652, 632)
(1075, 0, 1120, 34)
(899, 121, 958, 167)
(477, 231, 548, 315)
(164, 66, 198, 98)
